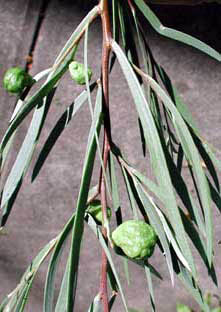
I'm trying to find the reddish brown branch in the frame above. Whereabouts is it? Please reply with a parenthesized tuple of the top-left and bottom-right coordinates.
(98, 0, 112, 311)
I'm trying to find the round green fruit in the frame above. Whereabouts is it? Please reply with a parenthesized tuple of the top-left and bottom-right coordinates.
(3, 67, 34, 94)
(112, 220, 157, 260)
(87, 200, 112, 224)
(69, 61, 92, 85)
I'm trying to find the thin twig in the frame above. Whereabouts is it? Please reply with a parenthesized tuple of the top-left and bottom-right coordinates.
(99, 0, 112, 311)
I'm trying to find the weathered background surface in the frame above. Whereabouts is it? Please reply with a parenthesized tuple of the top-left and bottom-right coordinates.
(0, 1, 221, 311)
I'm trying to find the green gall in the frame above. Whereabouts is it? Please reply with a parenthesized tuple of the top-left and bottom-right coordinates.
(3, 67, 34, 94)
(69, 61, 92, 85)
(112, 220, 157, 260)
(87, 200, 111, 224)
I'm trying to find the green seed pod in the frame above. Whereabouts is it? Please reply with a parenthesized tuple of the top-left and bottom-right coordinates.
(69, 61, 92, 85)
(3, 67, 34, 94)
(112, 220, 157, 260)
(87, 200, 111, 224)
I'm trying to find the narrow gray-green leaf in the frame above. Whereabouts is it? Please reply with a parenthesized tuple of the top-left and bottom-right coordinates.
(178, 264, 210, 312)
(44, 213, 75, 312)
(179, 208, 217, 285)
(109, 152, 123, 236)
(14, 284, 33, 312)
(134, 181, 174, 284)
(88, 294, 102, 312)
(121, 166, 139, 219)
(0, 296, 9, 312)
(160, 142, 206, 236)
(67, 85, 103, 311)
(155, 206, 191, 271)
(55, 257, 70, 312)
(203, 141, 221, 172)
(123, 258, 130, 285)
(134, 0, 221, 62)
(118, 3, 127, 51)
(109, 152, 120, 213)
(145, 265, 156, 312)
(191, 132, 220, 192)
(112, 0, 119, 43)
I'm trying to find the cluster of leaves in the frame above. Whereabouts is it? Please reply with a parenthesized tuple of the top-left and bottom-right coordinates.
(0, 0, 221, 311)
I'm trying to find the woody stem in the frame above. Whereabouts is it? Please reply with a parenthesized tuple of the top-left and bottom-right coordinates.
(99, 0, 112, 311)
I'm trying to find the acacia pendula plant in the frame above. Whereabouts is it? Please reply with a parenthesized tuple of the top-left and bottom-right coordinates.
(0, 0, 221, 311)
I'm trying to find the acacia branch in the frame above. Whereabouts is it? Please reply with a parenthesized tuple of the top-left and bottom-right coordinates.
(99, 0, 112, 311)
